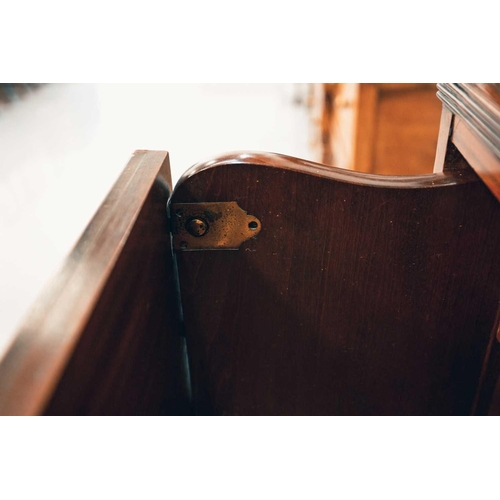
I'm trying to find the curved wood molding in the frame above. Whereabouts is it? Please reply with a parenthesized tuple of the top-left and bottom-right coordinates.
(437, 84, 500, 201)
(437, 83, 500, 158)
(176, 150, 477, 194)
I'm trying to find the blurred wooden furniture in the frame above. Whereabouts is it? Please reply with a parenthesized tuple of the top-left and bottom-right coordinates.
(314, 83, 442, 174)
(0, 84, 499, 415)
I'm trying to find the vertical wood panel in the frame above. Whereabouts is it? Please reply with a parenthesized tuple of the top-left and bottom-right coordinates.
(172, 152, 500, 415)
(0, 150, 190, 415)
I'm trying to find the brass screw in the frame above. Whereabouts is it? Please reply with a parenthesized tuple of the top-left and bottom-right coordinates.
(186, 218, 208, 237)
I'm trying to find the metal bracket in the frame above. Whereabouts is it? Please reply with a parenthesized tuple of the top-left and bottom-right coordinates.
(170, 202, 261, 251)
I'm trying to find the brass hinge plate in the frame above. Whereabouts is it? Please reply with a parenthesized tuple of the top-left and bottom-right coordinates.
(170, 202, 261, 251)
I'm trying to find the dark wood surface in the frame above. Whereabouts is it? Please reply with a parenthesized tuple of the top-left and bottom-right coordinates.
(435, 83, 500, 413)
(451, 116, 500, 201)
(172, 151, 500, 415)
(0, 150, 189, 415)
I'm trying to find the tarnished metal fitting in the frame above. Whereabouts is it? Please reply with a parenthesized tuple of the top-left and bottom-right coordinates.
(170, 201, 261, 251)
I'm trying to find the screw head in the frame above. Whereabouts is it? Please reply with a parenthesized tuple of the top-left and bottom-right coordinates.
(186, 218, 208, 237)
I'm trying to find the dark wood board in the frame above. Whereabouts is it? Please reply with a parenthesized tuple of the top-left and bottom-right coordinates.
(0, 150, 190, 415)
(172, 151, 500, 415)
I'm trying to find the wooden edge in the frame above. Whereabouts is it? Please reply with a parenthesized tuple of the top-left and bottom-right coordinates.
(488, 376, 500, 415)
(0, 150, 171, 416)
(437, 84, 500, 159)
(353, 84, 378, 173)
(433, 106, 454, 173)
(175, 150, 479, 195)
(451, 116, 500, 202)
(471, 302, 500, 415)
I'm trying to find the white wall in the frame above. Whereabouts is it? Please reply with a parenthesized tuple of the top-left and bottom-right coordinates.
(0, 83, 315, 353)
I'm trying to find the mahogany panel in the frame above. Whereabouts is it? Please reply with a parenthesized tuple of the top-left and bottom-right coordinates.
(0, 150, 189, 415)
(172, 151, 500, 415)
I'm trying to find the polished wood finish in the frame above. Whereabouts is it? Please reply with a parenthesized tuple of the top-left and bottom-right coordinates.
(437, 83, 500, 201)
(1, 84, 498, 416)
(435, 83, 500, 414)
(437, 84, 500, 158)
(172, 151, 500, 415)
(0, 150, 189, 415)
(452, 117, 500, 201)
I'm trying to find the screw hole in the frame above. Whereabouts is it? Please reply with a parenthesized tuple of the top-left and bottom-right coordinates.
(248, 221, 258, 230)
(180, 241, 188, 249)
(175, 209, 183, 217)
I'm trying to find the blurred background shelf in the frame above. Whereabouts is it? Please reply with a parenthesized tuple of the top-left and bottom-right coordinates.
(310, 83, 442, 174)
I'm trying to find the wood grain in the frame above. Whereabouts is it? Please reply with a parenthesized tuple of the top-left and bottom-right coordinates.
(0, 150, 189, 415)
(172, 151, 500, 415)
